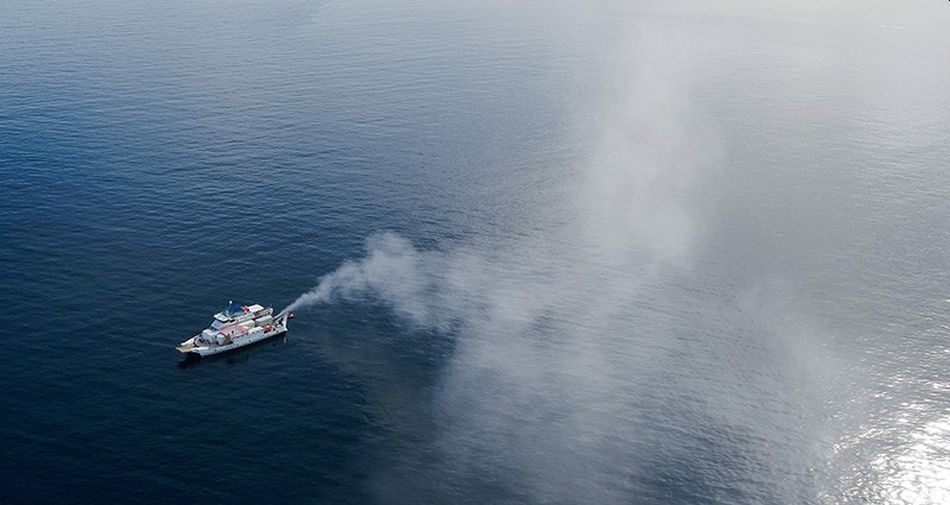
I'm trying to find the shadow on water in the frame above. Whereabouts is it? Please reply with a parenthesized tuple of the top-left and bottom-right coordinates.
(176, 334, 289, 369)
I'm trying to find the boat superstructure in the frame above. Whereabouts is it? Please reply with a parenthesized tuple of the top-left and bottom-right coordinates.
(177, 302, 293, 358)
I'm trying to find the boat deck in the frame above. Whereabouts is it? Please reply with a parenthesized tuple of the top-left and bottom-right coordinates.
(176, 341, 197, 353)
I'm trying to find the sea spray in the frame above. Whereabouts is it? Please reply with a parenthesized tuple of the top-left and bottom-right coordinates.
(281, 233, 445, 325)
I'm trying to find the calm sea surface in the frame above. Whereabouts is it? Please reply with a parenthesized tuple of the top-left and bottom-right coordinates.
(3, 1, 950, 503)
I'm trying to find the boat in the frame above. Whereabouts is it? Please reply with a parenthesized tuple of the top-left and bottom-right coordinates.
(177, 301, 294, 358)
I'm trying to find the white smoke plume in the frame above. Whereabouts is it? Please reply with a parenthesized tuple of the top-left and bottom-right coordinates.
(282, 26, 735, 503)
(281, 232, 498, 331)
(281, 8, 845, 504)
(281, 233, 434, 320)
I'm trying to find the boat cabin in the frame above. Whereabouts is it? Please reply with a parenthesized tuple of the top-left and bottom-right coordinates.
(210, 303, 269, 329)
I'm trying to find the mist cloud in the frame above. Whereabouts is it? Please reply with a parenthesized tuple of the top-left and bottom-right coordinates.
(284, 12, 837, 505)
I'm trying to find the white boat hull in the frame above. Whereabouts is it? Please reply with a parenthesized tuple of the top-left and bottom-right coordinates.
(177, 309, 291, 358)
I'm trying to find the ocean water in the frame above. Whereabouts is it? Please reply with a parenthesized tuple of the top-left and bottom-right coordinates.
(3, 1, 950, 503)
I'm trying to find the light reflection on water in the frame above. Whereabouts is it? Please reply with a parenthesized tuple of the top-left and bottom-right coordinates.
(826, 373, 950, 505)
(875, 413, 950, 504)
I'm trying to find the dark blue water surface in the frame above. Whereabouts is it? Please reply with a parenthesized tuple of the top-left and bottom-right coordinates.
(3, 1, 950, 503)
